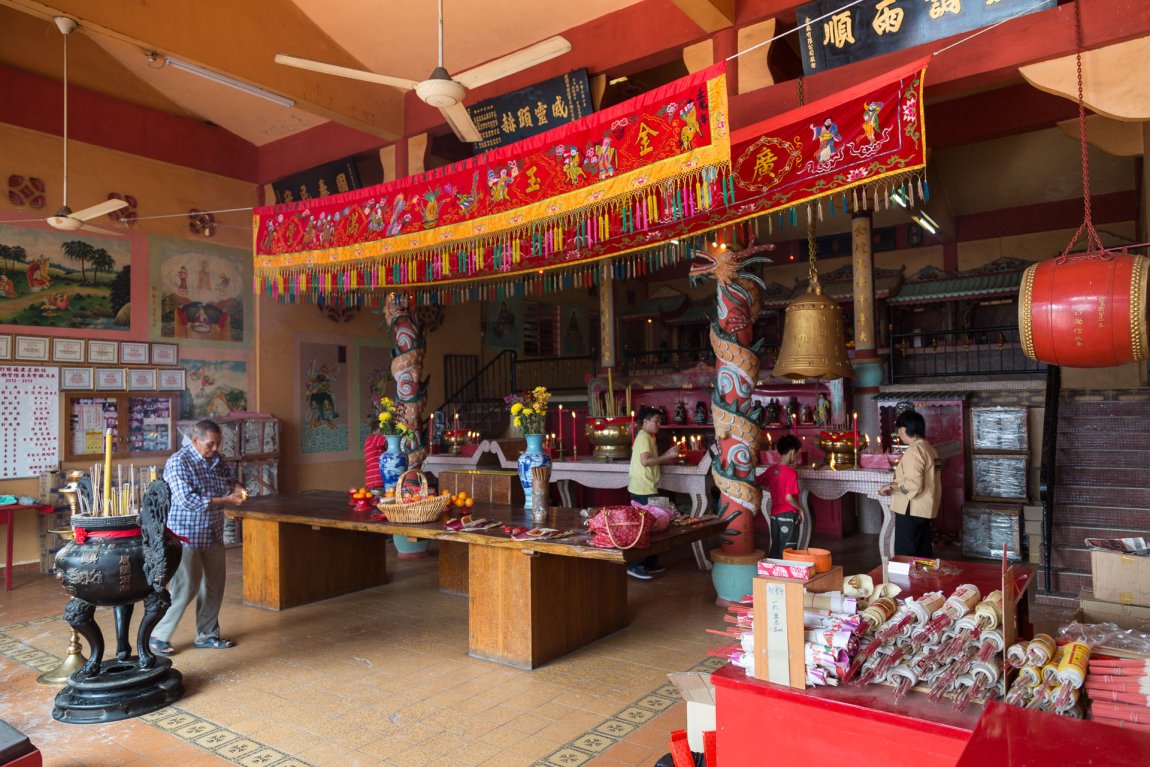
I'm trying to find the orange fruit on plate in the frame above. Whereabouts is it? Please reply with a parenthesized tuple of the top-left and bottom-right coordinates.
(464, 498, 474, 508)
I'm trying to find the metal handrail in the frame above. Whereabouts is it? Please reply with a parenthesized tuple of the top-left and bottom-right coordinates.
(1039, 364, 1061, 593)
(888, 325, 1045, 382)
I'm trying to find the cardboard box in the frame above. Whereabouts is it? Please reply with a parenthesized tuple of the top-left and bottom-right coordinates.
(1091, 550, 1150, 606)
(1075, 589, 1150, 658)
(667, 672, 716, 752)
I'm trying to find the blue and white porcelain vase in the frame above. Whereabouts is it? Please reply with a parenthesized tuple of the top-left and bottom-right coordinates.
(379, 434, 408, 494)
(517, 433, 552, 509)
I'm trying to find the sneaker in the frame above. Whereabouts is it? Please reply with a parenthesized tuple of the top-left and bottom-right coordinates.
(645, 562, 666, 574)
(627, 565, 653, 580)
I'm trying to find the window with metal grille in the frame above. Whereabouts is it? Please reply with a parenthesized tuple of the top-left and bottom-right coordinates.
(522, 301, 560, 357)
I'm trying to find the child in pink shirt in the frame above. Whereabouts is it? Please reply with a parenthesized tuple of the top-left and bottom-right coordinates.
(754, 434, 802, 558)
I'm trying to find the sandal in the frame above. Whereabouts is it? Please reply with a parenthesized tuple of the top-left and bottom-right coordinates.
(148, 639, 175, 656)
(193, 637, 235, 649)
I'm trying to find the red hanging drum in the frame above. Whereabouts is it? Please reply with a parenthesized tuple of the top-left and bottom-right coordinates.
(1019, 251, 1149, 367)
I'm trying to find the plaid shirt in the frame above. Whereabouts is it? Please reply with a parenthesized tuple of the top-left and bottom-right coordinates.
(164, 442, 234, 548)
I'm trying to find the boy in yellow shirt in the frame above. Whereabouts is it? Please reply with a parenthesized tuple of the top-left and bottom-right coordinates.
(626, 406, 681, 579)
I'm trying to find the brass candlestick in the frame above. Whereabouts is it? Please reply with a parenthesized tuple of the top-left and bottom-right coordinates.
(38, 526, 89, 686)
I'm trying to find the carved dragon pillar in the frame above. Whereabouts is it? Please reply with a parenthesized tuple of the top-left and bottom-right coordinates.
(691, 239, 774, 603)
(384, 292, 429, 471)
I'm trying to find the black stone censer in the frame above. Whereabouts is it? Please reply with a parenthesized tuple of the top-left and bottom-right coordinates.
(52, 478, 184, 723)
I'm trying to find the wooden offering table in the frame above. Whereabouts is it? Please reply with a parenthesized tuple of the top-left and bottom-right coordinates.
(230, 492, 725, 669)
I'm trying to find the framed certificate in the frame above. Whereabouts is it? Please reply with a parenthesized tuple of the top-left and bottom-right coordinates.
(88, 340, 118, 364)
(0, 336, 9, 360)
(14, 336, 49, 361)
(157, 369, 186, 391)
(121, 342, 149, 365)
(95, 368, 126, 391)
(151, 343, 178, 366)
(127, 368, 157, 391)
(60, 367, 94, 390)
(52, 338, 85, 363)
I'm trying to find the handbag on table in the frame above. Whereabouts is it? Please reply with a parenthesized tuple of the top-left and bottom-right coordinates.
(586, 505, 654, 550)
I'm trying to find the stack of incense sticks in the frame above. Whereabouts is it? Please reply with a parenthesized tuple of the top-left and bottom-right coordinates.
(707, 597, 755, 675)
(1086, 657, 1150, 731)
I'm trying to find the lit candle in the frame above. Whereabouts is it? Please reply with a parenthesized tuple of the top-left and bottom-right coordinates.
(558, 404, 563, 448)
(572, 411, 578, 459)
(852, 411, 858, 449)
(630, 410, 635, 441)
(454, 412, 460, 433)
(429, 415, 435, 452)
(103, 428, 113, 515)
(877, 435, 883, 453)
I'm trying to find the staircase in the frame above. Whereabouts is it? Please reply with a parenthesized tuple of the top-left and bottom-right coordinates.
(1037, 393, 1150, 605)
(440, 351, 516, 439)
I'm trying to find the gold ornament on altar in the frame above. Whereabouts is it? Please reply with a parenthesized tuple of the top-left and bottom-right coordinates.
(773, 214, 855, 381)
(816, 432, 869, 470)
(585, 418, 631, 461)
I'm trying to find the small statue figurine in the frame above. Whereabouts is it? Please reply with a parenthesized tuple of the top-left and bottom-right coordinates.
(693, 401, 708, 424)
(814, 392, 831, 427)
(765, 398, 781, 425)
(674, 400, 687, 425)
(786, 396, 800, 425)
(800, 404, 813, 425)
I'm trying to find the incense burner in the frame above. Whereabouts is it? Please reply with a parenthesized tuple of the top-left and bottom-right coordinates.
(585, 418, 631, 461)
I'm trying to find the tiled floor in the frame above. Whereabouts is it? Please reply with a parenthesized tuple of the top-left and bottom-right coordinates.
(0, 533, 1071, 767)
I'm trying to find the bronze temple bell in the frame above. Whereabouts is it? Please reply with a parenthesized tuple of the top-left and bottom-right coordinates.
(772, 218, 855, 381)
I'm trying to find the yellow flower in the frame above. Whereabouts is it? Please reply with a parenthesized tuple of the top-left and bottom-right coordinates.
(532, 403, 543, 414)
(379, 412, 392, 422)
(514, 416, 522, 427)
(511, 402, 524, 415)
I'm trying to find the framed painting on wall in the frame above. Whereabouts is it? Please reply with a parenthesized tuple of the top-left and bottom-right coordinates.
(157, 369, 186, 391)
(88, 340, 118, 364)
(95, 368, 126, 391)
(14, 336, 49, 361)
(121, 342, 149, 365)
(127, 369, 157, 391)
(151, 343, 178, 366)
(60, 367, 94, 390)
(52, 338, 85, 363)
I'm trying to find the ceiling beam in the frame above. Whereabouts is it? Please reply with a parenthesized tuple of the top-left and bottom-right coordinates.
(669, 0, 736, 32)
(0, 0, 405, 140)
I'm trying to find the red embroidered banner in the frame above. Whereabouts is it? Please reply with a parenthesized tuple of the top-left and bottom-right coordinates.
(254, 63, 730, 299)
(251, 58, 928, 304)
(729, 55, 929, 220)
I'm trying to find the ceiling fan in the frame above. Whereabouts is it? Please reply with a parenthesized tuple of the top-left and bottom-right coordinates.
(275, 0, 571, 143)
(42, 17, 127, 232)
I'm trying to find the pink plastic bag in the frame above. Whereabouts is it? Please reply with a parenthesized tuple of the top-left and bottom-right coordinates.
(632, 501, 673, 532)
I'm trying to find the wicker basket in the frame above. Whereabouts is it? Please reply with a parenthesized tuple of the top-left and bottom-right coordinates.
(376, 469, 450, 523)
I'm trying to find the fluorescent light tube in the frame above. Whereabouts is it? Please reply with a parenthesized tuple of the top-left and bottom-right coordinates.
(166, 56, 295, 108)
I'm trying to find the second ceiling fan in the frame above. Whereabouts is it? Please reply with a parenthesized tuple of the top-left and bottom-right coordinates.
(275, 0, 570, 143)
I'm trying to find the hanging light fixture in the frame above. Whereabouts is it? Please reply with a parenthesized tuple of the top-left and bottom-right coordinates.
(772, 211, 855, 380)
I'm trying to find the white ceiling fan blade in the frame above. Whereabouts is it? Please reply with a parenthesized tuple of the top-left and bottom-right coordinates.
(79, 223, 124, 236)
(275, 54, 418, 90)
(71, 198, 128, 222)
(440, 102, 482, 143)
(454, 36, 571, 90)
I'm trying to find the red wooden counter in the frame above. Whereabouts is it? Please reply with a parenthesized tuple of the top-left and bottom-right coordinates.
(713, 558, 1034, 766)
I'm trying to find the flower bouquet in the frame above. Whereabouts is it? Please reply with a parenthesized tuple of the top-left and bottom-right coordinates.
(377, 397, 412, 437)
(506, 386, 550, 435)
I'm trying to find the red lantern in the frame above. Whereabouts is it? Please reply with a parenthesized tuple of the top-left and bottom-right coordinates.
(1020, 251, 1149, 368)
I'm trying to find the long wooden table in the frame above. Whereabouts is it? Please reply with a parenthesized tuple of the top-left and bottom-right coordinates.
(229, 492, 725, 669)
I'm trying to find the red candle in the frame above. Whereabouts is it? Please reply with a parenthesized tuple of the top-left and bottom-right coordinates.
(630, 410, 635, 441)
(852, 412, 858, 449)
(558, 404, 563, 449)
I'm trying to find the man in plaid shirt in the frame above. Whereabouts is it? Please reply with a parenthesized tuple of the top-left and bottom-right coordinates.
(150, 419, 246, 655)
